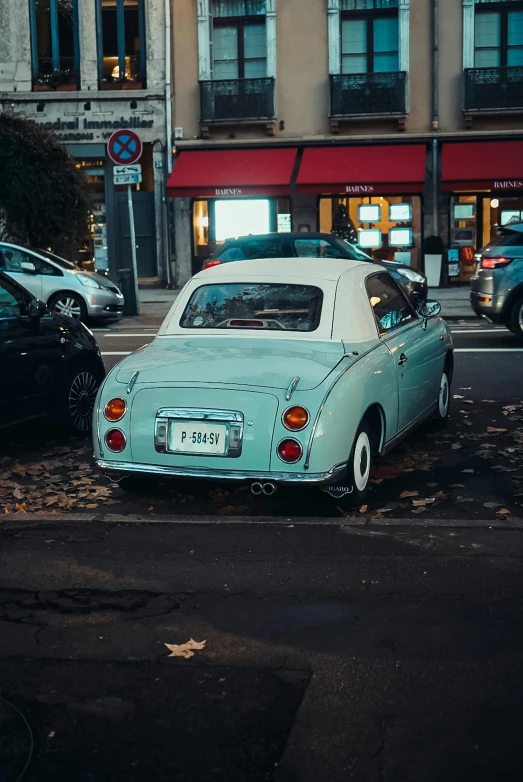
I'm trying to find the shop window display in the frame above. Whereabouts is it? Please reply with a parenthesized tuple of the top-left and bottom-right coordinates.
(319, 195, 422, 270)
(449, 193, 523, 282)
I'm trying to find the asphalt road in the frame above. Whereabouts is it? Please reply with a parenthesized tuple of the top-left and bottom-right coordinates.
(2, 519, 523, 781)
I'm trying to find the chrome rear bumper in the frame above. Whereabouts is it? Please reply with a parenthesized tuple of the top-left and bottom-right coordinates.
(95, 459, 346, 485)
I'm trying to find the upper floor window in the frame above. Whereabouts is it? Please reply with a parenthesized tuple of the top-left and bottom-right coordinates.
(212, 0, 267, 79)
(29, 0, 80, 90)
(96, 0, 147, 89)
(341, 0, 399, 74)
(474, 0, 523, 67)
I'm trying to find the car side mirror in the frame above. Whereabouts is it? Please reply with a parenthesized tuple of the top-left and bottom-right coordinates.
(416, 299, 441, 329)
(20, 261, 37, 274)
(26, 298, 47, 319)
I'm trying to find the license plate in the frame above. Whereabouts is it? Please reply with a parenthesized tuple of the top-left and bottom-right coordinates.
(168, 422, 227, 455)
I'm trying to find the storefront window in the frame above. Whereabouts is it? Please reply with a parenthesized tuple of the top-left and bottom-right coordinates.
(319, 195, 422, 270)
(191, 197, 291, 273)
(74, 160, 106, 271)
(449, 192, 523, 282)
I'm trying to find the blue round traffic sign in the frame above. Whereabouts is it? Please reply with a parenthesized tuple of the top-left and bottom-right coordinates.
(107, 129, 143, 165)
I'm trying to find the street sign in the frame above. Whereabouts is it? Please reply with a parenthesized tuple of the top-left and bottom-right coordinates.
(107, 129, 143, 165)
(113, 163, 142, 185)
(113, 164, 141, 175)
(113, 172, 142, 185)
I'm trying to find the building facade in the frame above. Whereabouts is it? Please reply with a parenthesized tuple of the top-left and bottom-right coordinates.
(168, 0, 523, 287)
(0, 0, 172, 285)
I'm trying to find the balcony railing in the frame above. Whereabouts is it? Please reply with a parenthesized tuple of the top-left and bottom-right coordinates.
(200, 78, 275, 123)
(464, 66, 523, 112)
(330, 72, 407, 117)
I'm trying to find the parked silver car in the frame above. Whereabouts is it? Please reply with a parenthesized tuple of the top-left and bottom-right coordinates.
(0, 242, 124, 322)
(470, 222, 523, 339)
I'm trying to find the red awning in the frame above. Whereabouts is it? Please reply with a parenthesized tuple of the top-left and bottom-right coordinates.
(296, 144, 427, 195)
(166, 148, 298, 198)
(442, 141, 523, 191)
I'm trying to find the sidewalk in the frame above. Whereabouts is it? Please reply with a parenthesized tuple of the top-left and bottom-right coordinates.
(429, 285, 477, 320)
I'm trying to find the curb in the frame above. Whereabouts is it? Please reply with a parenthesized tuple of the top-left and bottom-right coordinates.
(1, 513, 522, 529)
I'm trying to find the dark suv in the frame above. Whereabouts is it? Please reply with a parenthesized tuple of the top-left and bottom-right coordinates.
(206, 233, 427, 305)
(470, 223, 523, 338)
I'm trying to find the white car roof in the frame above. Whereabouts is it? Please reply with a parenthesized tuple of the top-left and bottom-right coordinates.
(193, 257, 371, 282)
(160, 257, 383, 342)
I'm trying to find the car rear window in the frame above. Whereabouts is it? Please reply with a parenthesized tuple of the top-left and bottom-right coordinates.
(216, 238, 292, 261)
(486, 230, 523, 248)
(180, 283, 323, 332)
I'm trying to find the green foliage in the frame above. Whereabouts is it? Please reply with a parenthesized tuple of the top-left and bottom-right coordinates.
(0, 113, 89, 255)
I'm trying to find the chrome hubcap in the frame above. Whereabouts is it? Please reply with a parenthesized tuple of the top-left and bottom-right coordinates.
(54, 297, 82, 319)
(69, 371, 99, 432)
(439, 373, 449, 418)
(518, 303, 523, 330)
(353, 431, 371, 492)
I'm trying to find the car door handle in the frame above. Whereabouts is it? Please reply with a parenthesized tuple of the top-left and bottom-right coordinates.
(398, 353, 408, 366)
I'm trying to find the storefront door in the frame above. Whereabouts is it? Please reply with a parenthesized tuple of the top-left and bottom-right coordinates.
(115, 191, 157, 278)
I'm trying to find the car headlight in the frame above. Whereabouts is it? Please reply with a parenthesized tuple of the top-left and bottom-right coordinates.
(396, 268, 425, 283)
(77, 273, 102, 289)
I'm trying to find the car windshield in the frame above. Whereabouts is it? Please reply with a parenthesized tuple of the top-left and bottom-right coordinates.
(34, 248, 77, 270)
(180, 283, 323, 332)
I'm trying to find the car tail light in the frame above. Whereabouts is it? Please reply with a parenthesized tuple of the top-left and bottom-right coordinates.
(277, 438, 303, 463)
(283, 406, 309, 431)
(480, 257, 512, 269)
(104, 397, 126, 422)
(203, 260, 222, 270)
(105, 429, 126, 452)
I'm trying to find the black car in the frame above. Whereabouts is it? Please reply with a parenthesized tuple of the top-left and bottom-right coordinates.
(0, 270, 105, 436)
(206, 233, 427, 304)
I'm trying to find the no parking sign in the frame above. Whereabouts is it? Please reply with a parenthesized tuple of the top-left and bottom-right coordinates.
(107, 129, 143, 166)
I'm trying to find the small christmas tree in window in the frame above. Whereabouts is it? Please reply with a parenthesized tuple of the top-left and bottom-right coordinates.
(331, 204, 358, 245)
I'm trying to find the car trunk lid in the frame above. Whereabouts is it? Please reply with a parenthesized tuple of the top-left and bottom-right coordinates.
(115, 337, 345, 391)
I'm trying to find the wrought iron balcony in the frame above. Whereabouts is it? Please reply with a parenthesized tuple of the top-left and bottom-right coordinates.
(199, 78, 275, 123)
(464, 67, 523, 113)
(330, 72, 407, 118)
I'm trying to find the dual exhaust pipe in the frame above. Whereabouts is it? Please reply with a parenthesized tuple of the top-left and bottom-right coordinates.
(250, 481, 277, 496)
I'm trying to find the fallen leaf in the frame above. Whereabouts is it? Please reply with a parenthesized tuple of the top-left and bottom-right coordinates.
(375, 507, 393, 514)
(434, 491, 448, 501)
(487, 427, 507, 434)
(164, 639, 207, 659)
(411, 506, 428, 514)
(12, 488, 24, 500)
(484, 502, 502, 509)
(461, 469, 475, 474)
(453, 394, 465, 399)
(496, 508, 511, 517)
(400, 490, 419, 498)
(460, 387, 472, 390)
(84, 503, 98, 509)
(482, 400, 495, 403)
(359, 505, 368, 513)
(361, 579, 367, 585)
(449, 483, 465, 488)
(456, 497, 475, 503)
(463, 400, 474, 405)
(451, 443, 462, 450)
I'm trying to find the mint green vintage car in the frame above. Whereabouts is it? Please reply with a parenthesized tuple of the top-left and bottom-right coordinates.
(93, 258, 453, 505)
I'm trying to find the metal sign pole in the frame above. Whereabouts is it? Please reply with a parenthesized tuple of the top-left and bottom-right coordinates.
(127, 184, 140, 316)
